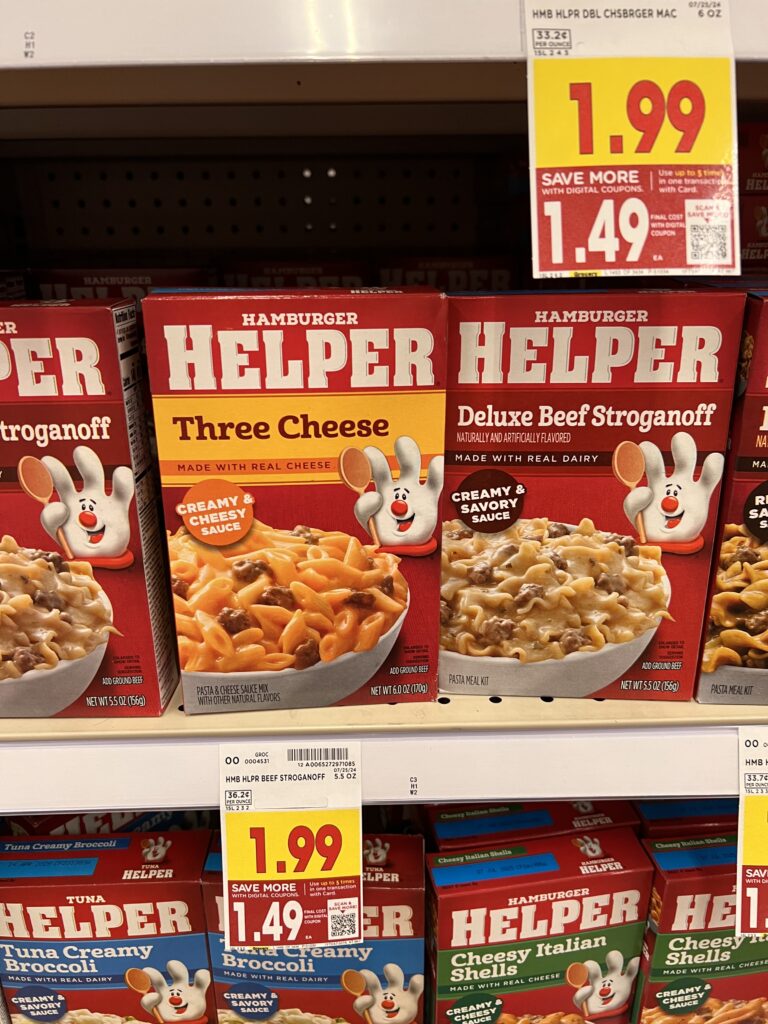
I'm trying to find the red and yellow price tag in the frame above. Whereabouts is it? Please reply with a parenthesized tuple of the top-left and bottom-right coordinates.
(220, 743, 363, 948)
(738, 728, 768, 934)
(526, 2, 739, 278)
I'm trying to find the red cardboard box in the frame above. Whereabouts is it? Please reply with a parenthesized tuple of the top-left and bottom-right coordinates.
(378, 256, 514, 292)
(739, 122, 768, 195)
(0, 831, 214, 1024)
(29, 268, 212, 301)
(440, 291, 744, 699)
(5, 811, 217, 837)
(220, 260, 368, 289)
(424, 801, 640, 851)
(142, 290, 446, 713)
(633, 800, 738, 836)
(0, 299, 177, 716)
(633, 833, 768, 1024)
(698, 292, 768, 702)
(203, 832, 425, 1024)
(428, 828, 652, 1024)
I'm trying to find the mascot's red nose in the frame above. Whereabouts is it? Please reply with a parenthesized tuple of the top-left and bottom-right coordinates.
(79, 511, 98, 527)
(391, 500, 409, 517)
(661, 496, 678, 513)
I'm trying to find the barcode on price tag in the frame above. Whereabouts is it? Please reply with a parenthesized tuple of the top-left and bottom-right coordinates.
(219, 741, 363, 948)
(525, 0, 739, 277)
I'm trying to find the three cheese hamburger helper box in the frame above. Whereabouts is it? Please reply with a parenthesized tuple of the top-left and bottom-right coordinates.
(428, 828, 652, 1024)
(440, 291, 745, 699)
(633, 833, 768, 1024)
(0, 831, 214, 1024)
(0, 299, 177, 716)
(424, 802, 639, 852)
(142, 290, 446, 713)
(698, 292, 768, 703)
(203, 832, 425, 1024)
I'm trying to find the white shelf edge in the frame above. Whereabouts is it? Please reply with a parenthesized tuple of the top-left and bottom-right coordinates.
(0, 694, 759, 812)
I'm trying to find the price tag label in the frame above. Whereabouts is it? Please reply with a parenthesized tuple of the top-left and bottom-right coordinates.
(737, 726, 768, 934)
(220, 741, 362, 948)
(525, 0, 739, 277)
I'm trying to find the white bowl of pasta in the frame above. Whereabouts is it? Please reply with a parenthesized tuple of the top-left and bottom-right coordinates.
(182, 597, 408, 713)
(439, 517, 671, 699)
(0, 639, 110, 717)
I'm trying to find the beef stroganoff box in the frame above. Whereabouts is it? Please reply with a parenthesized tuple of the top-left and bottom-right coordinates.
(698, 292, 768, 703)
(633, 833, 768, 1024)
(0, 831, 214, 1024)
(0, 299, 177, 716)
(142, 290, 446, 713)
(203, 833, 425, 1024)
(440, 291, 744, 700)
(428, 828, 652, 1024)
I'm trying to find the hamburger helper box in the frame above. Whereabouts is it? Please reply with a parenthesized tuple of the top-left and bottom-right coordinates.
(4, 811, 217, 838)
(633, 801, 738, 837)
(424, 801, 639, 852)
(142, 289, 446, 714)
(0, 831, 215, 1024)
(29, 268, 212, 301)
(0, 299, 177, 716)
(440, 291, 744, 700)
(220, 261, 368, 289)
(698, 292, 768, 703)
(202, 833, 425, 1024)
(427, 828, 652, 1024)
(378, 257, 513, 292)
(633, 833, 768, 1024)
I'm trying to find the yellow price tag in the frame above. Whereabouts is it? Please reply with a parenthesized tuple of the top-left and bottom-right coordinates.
(533, 57, 733, 169)
(225, 807, 362, 882)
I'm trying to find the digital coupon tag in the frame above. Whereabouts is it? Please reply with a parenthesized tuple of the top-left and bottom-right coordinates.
(737, 726, 768, 934)
(525, 0, 739, 277)
(220, 741, 363, 948)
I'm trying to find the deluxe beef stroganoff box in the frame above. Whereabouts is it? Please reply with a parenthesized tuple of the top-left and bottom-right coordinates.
(142, 290, 446, 713)
(633, 834, 768, 1024)
(0, 831, 214, 1024)
(698, 292, 768, 703)
(424, 802, 639, 852)
(203, 833, 425, 1024)
(0, 299, 177, 716)
(428, 828, 652, 1024)
(441, 291, 744, 700)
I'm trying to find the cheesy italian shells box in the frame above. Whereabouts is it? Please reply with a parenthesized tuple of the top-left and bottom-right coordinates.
(440, 291, 744, 700)
(428, 828, 652, 1024)
(142, 290, 446, 713)
(633, 834, 768, 1024)
(0, 831, 214, 1024)
(0, 299, 178, 717)
(203, 833, 425, 1024)
(697, 292, 768, 703)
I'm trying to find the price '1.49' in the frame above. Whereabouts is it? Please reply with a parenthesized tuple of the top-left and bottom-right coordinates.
(544, 198, 649, 265)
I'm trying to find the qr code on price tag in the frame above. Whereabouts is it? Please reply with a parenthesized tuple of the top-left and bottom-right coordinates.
(327, 896, 360, 940)
(685, 199, 733, 265)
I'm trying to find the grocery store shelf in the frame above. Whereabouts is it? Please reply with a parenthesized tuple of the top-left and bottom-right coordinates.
(0, 692, 763, 813)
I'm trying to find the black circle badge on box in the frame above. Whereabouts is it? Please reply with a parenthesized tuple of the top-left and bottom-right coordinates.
(743, 480, 768, 541)
(449, 469, 526, 534)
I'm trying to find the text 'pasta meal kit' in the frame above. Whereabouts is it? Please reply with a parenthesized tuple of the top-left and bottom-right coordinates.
(142, 289, 447, 713)
(0, 299, 178, 716)
(440, 291, 745, 700)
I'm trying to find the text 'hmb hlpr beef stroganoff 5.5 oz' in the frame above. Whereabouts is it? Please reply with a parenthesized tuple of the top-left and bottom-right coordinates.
(142, 290, 446, 713)
(0, 299, 177, 716)
(440, 291, 745, 700)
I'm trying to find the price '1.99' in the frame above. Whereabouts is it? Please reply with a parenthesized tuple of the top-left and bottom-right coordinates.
(544, 198, 649, 265)
(570, 80, 705, 156)
(250, 823, 342, 875)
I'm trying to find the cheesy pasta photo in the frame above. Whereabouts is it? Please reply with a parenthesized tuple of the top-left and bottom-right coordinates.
(143, 289, 446, 713)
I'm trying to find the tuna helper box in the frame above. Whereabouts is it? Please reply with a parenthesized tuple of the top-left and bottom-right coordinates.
(633, 833, 768, 1024)
(428, 828, 652, 1024)
(0, 831, 215, 1024)
(202, 833, 425, 1024)
(424, 802, 639, 852)
(4, 811, 218, 838)
(142, 290, 446, 713)
(0, 299, 177, 716)
(632, 801, 738, 838)
(698, 292, 768, 703)
(440, 291, 745, 699)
